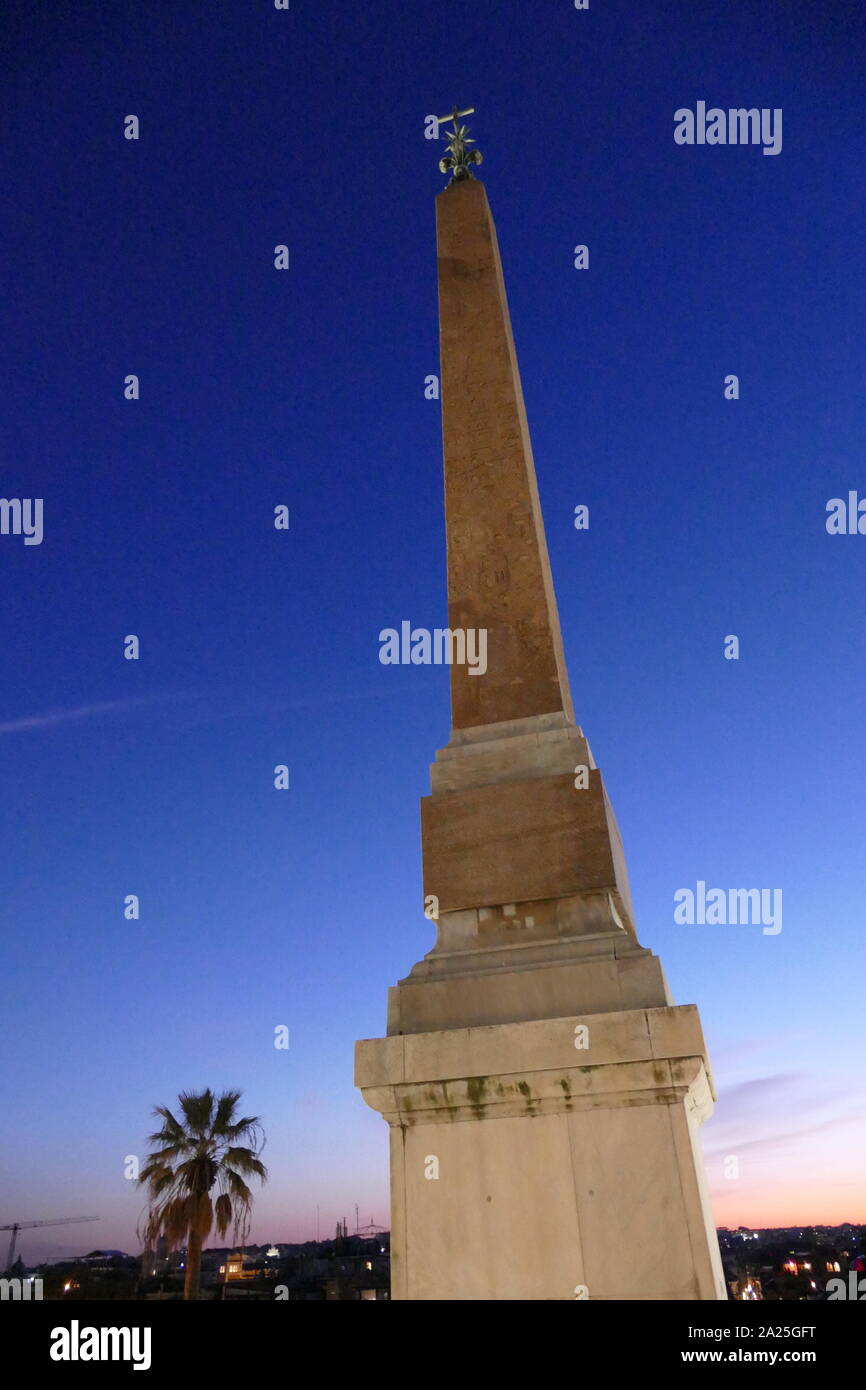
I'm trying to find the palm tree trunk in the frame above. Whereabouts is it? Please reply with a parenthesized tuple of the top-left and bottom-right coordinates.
(183, 1228, 203, 1300)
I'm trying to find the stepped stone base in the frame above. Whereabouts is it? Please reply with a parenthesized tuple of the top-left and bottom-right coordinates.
(389, 928, 672, 1034)
(422, 712, 637, 935)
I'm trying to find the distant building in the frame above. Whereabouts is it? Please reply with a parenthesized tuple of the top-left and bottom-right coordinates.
(220, 1252, 273, 1284)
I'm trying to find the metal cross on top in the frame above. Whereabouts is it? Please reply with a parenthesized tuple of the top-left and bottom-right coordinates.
(437, 107, 483, 184)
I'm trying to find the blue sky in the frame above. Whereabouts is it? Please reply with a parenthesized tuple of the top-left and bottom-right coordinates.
(1, 0, 864, 1260)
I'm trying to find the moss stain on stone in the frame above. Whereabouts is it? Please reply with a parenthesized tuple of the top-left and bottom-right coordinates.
(466, 1075, 488, 1120)
(515, 1079, 538, 1115)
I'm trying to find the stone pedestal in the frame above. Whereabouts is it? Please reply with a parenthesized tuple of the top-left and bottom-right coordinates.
(356, 1005, 727, 1301)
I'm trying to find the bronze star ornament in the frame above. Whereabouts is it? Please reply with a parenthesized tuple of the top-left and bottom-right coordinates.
(437, 107, 483, 184)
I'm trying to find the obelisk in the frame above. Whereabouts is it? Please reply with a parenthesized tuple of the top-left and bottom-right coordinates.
(356, 115, 726, 1301)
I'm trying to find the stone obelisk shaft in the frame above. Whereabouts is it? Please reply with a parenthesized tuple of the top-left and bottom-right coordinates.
(437, 177, 574, 731)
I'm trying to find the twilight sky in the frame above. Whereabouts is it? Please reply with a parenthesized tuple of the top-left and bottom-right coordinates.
(2, 0, 864, 1262)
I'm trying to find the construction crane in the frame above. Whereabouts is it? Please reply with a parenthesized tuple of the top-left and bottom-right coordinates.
(1, 1216, 100, 1270)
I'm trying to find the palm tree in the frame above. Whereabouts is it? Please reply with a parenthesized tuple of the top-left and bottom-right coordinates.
(138, 1088, 267, 1300)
